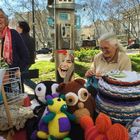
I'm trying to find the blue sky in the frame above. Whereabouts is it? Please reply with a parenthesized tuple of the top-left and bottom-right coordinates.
(0, 0, 86, 24)
(0, 0, 83, 15)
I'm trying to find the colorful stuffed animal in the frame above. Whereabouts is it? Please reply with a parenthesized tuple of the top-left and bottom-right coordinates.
(56, 78, 96, 122)
(79, 112, 129, 140)
(31, 93, 75, 140)
(26, 81, 59, 140)
(32, 81, 59, 117)
(56, 78, 96, 140)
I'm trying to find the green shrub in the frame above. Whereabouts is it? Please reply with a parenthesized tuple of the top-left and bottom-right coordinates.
(75, 61, 91, 77)
(75, 48, 100, 62)
(129, 54, 140, 72)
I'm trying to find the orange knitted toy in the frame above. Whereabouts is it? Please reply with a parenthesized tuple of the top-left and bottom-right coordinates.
(79, 113, 129, 140)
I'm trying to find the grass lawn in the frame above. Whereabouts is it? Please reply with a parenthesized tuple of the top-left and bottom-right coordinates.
(30, 61, 56, 83)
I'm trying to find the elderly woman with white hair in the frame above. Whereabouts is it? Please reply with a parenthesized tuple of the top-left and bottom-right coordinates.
(85, 32, 132, 78)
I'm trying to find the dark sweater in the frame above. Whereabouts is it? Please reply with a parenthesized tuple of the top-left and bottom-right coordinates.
(20, 33, 36, 65)
(3, 29, 30, 72)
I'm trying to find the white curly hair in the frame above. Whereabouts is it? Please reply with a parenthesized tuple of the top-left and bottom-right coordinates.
(98, 32, 126, 52)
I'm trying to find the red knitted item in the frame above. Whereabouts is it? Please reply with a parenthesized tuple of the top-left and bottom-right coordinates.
(79, 113, 129, 140)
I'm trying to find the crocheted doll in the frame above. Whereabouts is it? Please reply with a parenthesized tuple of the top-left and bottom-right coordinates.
(31, 93, 75, 140)
(79, 112, 129, 140)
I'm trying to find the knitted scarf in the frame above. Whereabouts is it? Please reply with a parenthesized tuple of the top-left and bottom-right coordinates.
(2, 26, 13, 64)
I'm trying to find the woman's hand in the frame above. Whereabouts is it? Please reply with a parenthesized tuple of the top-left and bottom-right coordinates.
(95, 72, 103, 79)
(85, 69, 95, 77)
(85, 70, 103, 78)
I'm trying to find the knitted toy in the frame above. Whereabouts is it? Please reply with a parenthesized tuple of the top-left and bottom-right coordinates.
(56, 78, 96, 122)
(32, 81, 59, 117)
(31, 93, 75, 140)
(79, 112, 129, 140)
(26, 81, 59, 140)
(56, 78, 96, 140)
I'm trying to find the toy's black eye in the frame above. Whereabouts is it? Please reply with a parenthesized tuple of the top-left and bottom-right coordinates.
(65, 92, 78, 106)
(38, 87, 41, 91)
(35, 83, 46, 97)
(78, 88, 89, 102)
(57, 98, 61, 101)
(68, 99, 73, 103)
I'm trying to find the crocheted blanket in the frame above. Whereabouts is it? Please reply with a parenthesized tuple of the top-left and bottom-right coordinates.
(0, 105, 34, 131)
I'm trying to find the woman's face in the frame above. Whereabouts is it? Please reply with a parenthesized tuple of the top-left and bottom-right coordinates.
(100, 40, 117, 59)
(58, 54, 73, 78)
(16, 25, 22, 33)
(0, 11, 7, 32)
